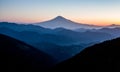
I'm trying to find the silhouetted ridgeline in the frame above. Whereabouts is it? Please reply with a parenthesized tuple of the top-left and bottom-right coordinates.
(0, 22, 115, 62)
(0, 34, 56, 72)
(52, 37, 120, 72)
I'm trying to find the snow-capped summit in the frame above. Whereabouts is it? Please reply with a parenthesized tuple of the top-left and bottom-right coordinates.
(34, 16, 100, 29)
(52, 16, 67, 21)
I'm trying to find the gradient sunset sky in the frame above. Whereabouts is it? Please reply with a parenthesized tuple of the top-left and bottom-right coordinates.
(0, 0, 120, 26)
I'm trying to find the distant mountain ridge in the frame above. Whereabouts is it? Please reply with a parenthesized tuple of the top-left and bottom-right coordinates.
(106, 24, 120, 28)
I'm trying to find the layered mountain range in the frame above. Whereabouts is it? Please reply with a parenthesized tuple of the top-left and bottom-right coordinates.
(0, 21, 120, 62)
(0, 17, 120, 72)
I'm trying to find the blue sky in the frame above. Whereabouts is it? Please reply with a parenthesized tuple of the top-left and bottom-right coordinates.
(0, 0, 120, 25)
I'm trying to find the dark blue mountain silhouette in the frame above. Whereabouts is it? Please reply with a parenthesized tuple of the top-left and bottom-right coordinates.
(52, 37, 120, 72)
(0, 34, 56, 72)
(0, 22, 52, 33)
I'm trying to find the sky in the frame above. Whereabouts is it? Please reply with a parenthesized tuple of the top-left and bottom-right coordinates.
(0, 0, 120, 26)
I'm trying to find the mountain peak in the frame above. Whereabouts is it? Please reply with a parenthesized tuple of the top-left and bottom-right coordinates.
(55, 16, 65, 18)
(35, 16, 100, 29)
(53, 16, 67, 20)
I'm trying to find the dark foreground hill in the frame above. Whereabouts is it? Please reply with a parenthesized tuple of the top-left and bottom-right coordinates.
(52, 37, 120, 72)
(0, 34, 56, 72)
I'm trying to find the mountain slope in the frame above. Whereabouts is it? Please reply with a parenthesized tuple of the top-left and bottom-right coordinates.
(35, 16, 100, 29)
(52, 37, 120, 72)
(0, 34, 56, 72)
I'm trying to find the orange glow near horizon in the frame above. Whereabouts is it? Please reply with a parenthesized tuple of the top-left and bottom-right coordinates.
(1, 17, 120, 26)
(72, 18, 120, 26)
(0, 0, 120, 26)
